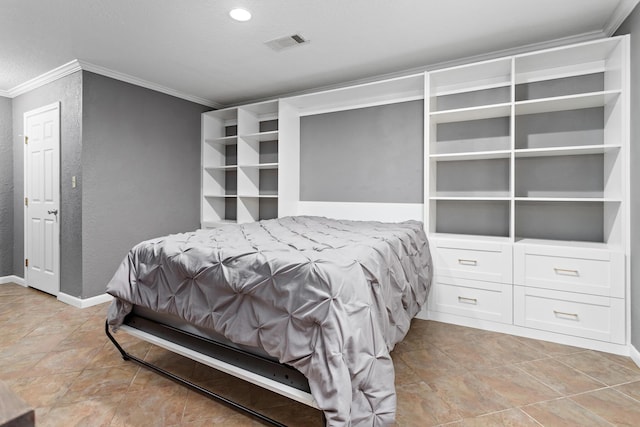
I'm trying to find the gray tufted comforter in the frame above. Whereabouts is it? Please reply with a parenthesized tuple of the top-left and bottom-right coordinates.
(106, 216, 432, 426)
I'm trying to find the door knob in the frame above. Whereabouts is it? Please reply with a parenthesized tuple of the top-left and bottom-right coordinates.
(47, 209, 58, 215)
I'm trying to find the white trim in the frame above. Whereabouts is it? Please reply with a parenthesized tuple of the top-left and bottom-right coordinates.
(630, 344, 640, 369)
(0, 276, 26, 286)
(57, 292, 113, 309)
(77, 60, 222, 108)
(10, 60, 82, 98)
(5, 59, 222, 108)
(605, 0, 640, 35)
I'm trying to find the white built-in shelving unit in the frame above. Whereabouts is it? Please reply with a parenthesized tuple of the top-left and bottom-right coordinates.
(426, 36, 629, 352)
(201, 100, 280, 226)
(201, 35, 630, 354)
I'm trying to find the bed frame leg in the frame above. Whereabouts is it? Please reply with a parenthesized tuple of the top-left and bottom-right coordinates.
(105, 321, 291, 427)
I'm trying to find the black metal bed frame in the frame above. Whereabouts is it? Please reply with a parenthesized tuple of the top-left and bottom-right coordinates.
(105, 316, 325, 426)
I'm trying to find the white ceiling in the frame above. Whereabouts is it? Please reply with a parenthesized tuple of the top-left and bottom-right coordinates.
(1, 0, 637, 107)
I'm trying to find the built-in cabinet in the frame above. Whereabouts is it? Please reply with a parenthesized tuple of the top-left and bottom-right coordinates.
(202, 36, 629, 352)
(201, 100, 280, 226)
(427, 36, 629, 350)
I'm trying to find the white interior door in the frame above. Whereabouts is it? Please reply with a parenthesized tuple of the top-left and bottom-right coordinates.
(24, 102, 60, 296)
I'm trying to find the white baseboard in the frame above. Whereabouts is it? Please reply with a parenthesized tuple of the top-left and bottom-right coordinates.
(0, 276, 26, 286)
(630, 344, 640, 369)
(57, 292, 113, 309)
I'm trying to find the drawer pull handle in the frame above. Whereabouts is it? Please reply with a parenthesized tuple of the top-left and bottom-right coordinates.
(554, 310, 579, 320)
(554, 268, 579, 277)
(458, 259, 477, 266)
(458, 296, 478, 305)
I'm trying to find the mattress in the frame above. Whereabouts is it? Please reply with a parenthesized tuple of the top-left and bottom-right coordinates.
(106, 216, 432, 426)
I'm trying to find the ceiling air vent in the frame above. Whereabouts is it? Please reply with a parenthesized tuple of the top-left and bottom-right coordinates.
(265, 34, 309, 52)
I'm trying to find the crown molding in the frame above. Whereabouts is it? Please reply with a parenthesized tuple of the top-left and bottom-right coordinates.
(9, 59, 82, 98)
(0, 90, 11, 98)
(77, 60, 222, 108)
(5, 59, 222, 108)
(605, 0, 640, 35)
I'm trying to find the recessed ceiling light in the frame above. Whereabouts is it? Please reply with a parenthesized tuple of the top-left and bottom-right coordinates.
(229, 8, 251, 22)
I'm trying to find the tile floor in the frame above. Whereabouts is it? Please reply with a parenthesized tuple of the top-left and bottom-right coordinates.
(1, 283, 640, 426)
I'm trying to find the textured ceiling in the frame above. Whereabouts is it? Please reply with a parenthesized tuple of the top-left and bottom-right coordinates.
(0, 0, 637, 106)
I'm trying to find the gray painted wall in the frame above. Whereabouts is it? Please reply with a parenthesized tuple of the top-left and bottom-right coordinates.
(12, 71, 83, 295)
(300, 100, 423, 203)
(81, 72, 209, 298)
(616, 8, 640, 350)
(0, 97, 12, 276)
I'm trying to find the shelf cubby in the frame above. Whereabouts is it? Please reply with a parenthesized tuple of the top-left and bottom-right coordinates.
(434, 200, 510, 238)
(435, 158, 510, 197)
(515, 154, 603, 199)
(514, 200, 609, 243)
(431, 115, 511, 154)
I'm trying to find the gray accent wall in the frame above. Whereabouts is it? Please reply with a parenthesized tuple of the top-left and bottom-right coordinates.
(300, 100, 423, 203)
(12, 71, 83, 294)
(616, 8, 640, 350)
(0, 97, 12, 276)
(81, 72, 209, 298)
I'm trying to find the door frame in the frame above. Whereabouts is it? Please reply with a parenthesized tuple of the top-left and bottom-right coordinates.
(23, 101, 61, 295)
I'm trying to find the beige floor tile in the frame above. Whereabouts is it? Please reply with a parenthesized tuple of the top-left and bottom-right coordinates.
(0, 332, 29, 347)
(557, 350, 640, 386)
(393, 356, 421, 386)
(2, 285, 639, 426)
(517, 358, 606, 395)
(614, 380, 640, 402)
(595, 351, 640, 374)
(0, 332, 70, 358)
(39, 399, 117, 427)
(259, 402, 324, 427)
(454, 408, 542, 427)
(7, 372, 81, 408)
(471, 365, 560, 407)
(0, 352, 47, 380)
(395, 382, 461, 426)
(513, 336, 584, 357)
(180, 389, 247, 424)
(29, 346, 102, 377)
(56, 328, 110, 351)
(409, 321, 494, 348)
(399, 347, 467, 382)
(428, 372, 510, 418)
(571, 387, 640, 426)
(57, 365, 139, 404)
(180, 413, 262, 426)
(522, 398, 612, 427)
(109, 383, 189, 427)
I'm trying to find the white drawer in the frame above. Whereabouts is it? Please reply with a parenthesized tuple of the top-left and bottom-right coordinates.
(430, 276, 513, 324)
(433, 238, 512, 284)
(514, 244, 624, 298)
(513, 286, 625, 344)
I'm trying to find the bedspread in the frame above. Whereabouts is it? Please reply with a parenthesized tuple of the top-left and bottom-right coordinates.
(106, 216, 432, 426)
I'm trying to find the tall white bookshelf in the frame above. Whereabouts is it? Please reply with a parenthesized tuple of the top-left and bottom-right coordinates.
(201, 100, 280, 226)
(426, 36, 629, 353)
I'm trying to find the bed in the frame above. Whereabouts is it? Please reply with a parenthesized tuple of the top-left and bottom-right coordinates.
(105, 216, 432, 426)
